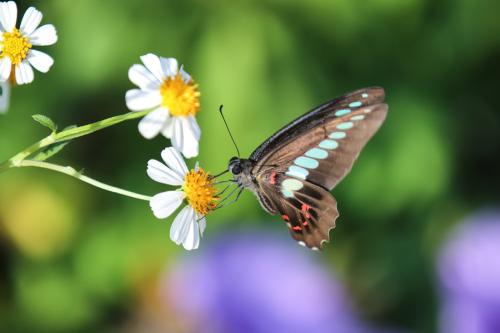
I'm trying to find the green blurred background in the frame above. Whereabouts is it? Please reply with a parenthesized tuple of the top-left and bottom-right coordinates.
(0, 0, 499, 332)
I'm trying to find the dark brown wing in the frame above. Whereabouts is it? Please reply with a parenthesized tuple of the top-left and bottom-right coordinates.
(251, 87, 387, 190)
(256, 175, 338, 250)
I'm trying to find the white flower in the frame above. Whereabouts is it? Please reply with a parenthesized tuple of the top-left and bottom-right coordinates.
(147, 147, 217, 250)
(0, 2, 57, 85)
(126, 54, 201, 158)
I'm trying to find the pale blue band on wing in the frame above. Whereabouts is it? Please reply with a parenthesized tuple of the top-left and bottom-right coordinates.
(286, 165, 309, 180)
(349, 101, 362, 108)
(335, 109, 351, 117)
(305, 148, 328, 159)
(337, 122, 353, 130)
(294, 156, 319, 169)
(319, 139, 339, 150)
(329, 131, 346, 139)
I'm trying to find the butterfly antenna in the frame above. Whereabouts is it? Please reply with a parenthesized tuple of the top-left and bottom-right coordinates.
(219, 105, 241, 157)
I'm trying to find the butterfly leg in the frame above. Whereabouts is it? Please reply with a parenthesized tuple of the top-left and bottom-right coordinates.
(215, 187, 244, 210)
(216, 182, 236, 197)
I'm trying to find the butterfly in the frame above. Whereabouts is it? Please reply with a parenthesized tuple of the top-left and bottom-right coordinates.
(224, 87, 388, 250)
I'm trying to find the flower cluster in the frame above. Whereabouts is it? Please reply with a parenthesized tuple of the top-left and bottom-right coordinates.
(0, 1, 216, 251)
(127, 57, 215, 250)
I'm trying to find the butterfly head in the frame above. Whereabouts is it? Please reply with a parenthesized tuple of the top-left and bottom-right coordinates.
(228, 157, 254, 187)
(228, 156, 244, 175)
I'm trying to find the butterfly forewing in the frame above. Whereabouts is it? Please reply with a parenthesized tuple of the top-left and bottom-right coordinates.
(251, 87, 386, 163)
(252, 87, 387, 191)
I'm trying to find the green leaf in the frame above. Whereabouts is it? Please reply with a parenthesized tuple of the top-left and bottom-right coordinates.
(32, 114, 57, 132)
(33, 140, 71, 161)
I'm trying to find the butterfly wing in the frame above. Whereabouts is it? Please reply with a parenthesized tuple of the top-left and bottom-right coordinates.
(251, 87, 387, 190)
(257, 177, 338, 250)
(249, 87, 387, 249)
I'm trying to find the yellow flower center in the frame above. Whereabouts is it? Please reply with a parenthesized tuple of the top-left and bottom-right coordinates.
(1, 28, 32, 65)
(160, 74, 200, 117)
(182, 167, 218, 216)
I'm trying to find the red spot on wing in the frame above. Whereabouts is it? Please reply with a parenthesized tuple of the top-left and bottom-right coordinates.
(301, 203, 311, 219)
(302, 221, 309, 227)
(269, 172, 277, 185)
(292, 226, 302, 232)
(281, 214, 290, 222)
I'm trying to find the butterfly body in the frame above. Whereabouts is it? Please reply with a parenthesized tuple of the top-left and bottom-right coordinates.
(227, 87, 388, 250)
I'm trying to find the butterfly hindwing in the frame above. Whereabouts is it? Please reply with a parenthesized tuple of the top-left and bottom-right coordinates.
(257, 174, 338, 250)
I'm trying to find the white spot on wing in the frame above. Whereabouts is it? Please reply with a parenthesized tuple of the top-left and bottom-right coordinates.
(282, 178, 303, 191)
(351, 115, 365, 121)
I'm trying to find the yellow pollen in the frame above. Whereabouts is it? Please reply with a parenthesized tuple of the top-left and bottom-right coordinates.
(160, 74, 200, 117)
(1, 28, 32, 65)
(182, 167, 218, 216)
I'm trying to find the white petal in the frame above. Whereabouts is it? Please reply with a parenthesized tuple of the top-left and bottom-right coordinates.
(0, 81, 10, 113)
(29, 24, 57, 46)
(20, 7, 42, 35)
(159, 57, 178, 78)
(27, 49, 54, 73)
(128, 64, 160, 91)
(187, 115, 201, 140)
(161, 116, 174, 138)
(183, 213, 200, 250)
(171, 117, 184, 156)
(125, 89, 161, 111)
(180, 116, 199, 158)
(147, 159, 184, 186)
(0, 57, 12, 81)
(0, 1, 17, 32)
(198, 216, 207, 236)
(15, 61, 34, 85)
(138, 107, 168, 139)
(161, 147, 188, 176)
(140, 53, 165, 82)
(179, 65, 191, 83)
(170, 205, 194, 245)
(150, 191, 184, 219)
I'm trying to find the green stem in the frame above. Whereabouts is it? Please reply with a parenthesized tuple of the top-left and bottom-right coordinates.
(16, 160, 152, 201)
(54, 109, 150, 142)
(8, 134, 56, 165)
(0, 110, 154, 201)
(3, 109, 150, 167)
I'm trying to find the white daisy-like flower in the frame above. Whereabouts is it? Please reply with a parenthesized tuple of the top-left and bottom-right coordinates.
(126, 54, 201, 158)
(0, 1, 57, 85)
(147, 147, 217, 250)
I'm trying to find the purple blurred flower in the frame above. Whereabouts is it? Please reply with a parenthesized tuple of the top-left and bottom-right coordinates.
(162, 231, 369, 333)
(438, 210, 500, 333)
